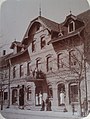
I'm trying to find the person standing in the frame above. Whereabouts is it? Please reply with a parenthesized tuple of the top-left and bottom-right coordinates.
(41, 100, 45, 111)
(60, 90, 65, 105)
(48, 99, 52, 111)
(36, 94, 38, 106)
(39, 92, 42, 105)
(45, 97, 49, 111)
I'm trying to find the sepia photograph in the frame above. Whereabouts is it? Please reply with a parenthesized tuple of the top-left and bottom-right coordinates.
(0, 0, 90, 119)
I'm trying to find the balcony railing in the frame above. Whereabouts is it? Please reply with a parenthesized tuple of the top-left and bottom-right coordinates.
(26, 69, 46, 82)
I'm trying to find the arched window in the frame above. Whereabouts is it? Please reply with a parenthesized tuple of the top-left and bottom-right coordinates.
(20, 64, 24, 77)
(68, 21, 75, 33)
(13, 66, 16, 78)
(69, 83, 78, 103)
(12, 89, 18, 104)
(27, 87, 32, 101)
(69, 50, 77, 68)
(48, 85, 53, 98)
(46, 55, 53, 72)
(27, 62, 31, 76)
(36, 58, 42, 70)
(41, 36, 46, 49)
(32, 39, 36, 52)
(57, 53, 63, 69)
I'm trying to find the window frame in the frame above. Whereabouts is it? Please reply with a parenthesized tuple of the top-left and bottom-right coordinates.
(27, 62, 31, 76)
(46, 55, 52, 72)
(41, 36, 46, 49)
(68, 21, 75, 33)
(32, 39, 36, 52)
(69, 50, 77, 68)
(69, 83, 78, 103)
(57, 53, 63, 69)
(13, 66, 16, 78)
(20, 64, 24, 77)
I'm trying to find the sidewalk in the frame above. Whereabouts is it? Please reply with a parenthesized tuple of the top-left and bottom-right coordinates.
(0, 108, 81, 119)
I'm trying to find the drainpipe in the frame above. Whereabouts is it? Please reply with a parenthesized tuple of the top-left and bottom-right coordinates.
(7, 59, 11, 108)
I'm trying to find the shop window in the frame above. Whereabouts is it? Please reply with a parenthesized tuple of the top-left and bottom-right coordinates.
(68, 21, 75, 33)
(20, 65, 24, 77)
(41, 36, 46, 49)
(13, 66, 16, 78)
(32, 40, 36, 52)
(4, 92, 8, 100)
(69, 83, 78, 103)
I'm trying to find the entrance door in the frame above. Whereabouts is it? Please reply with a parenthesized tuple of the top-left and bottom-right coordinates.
(58, 83, 65, 106)
(35, 83, 43, 106)
(19, 86, 24, 106)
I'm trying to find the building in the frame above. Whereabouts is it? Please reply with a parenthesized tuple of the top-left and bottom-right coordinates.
(0, 9, 90, 113)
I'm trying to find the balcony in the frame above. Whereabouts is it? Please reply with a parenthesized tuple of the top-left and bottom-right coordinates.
(26, 69, 46, 82)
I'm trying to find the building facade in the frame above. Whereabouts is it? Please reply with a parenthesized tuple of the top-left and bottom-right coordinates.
(0, 9, 90, 113)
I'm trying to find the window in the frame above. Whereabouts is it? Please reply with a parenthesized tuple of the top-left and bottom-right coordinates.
(5, 72, 8, 78)
(4, 92, 8, 100)
(27, 88, 32, 101)
(13, 66, 16, 78)
(48, 87, 53, 98)
(3, 50, 6, 56)
(69, 50, 77, 68)
(36, 58, 41, 70)
(68, 21, 75, 33)
(20, 65, 24, 77)
(12, 89, 17, 104)
(57, 54, 63, 69)
(69, 83, 78, 103)
(32, 40, 36, 52)
(46, 55, 52, 72)
(27, 62, 31, 76)
(41, 36, 46, 49)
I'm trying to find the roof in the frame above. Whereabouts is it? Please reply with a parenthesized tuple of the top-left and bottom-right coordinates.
(63, 13, 84, 27)
(6, 49, 29, 60)
(51, 9, 90, 43)
(10, 41, 21, 49)
(51, 26, 85, 43)
(22, 16, 60, 43)
(0, 53, 13, 68)
(39, 16, 60, 32)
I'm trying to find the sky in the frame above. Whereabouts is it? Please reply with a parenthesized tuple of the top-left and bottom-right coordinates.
(0, 0, 89, 54)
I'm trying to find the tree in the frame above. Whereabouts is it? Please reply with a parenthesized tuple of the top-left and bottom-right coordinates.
(49, 33, 88, 116)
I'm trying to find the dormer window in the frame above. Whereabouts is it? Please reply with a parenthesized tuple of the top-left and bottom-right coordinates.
(68, 21, 75, 33)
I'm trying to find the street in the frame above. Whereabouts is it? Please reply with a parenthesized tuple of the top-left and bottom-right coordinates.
(0, 108, 81, 119)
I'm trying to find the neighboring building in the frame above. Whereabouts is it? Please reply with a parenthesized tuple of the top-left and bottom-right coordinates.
(0, 9, 90, 113)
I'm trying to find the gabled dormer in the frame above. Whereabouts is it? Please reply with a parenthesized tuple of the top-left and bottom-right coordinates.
(10, 41, 25, 54)
(63, 13, 85, 34)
